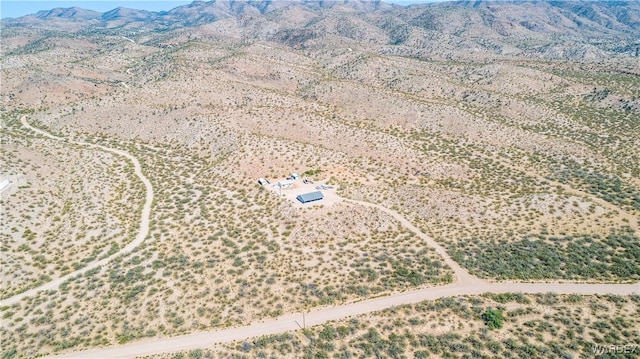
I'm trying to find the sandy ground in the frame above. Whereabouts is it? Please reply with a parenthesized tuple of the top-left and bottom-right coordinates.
(0, 175, 27, 199)
(8, 118, 640, 359)
(0, 118, 155, 307)
(264, 177, 342, 208)
(49, 280, 639, 359)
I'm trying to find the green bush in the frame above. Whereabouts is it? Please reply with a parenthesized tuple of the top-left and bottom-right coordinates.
(2, 348, 17, 359)
(453, 228, 640, 281)
(483, 309, 504, 329)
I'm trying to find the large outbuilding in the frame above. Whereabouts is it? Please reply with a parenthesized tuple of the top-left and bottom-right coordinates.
(296, 191, 324, 204)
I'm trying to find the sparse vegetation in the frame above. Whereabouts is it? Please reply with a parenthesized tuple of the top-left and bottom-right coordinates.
(144, 293, 640, 359)
(1, 0, 638, 357)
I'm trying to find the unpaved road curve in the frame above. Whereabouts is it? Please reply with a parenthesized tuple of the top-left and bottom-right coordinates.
(50, 200, 639, 358)
(11, 118, 639, 358)
(0, 118, 154, 307)
(344, 199, 483, 286)
(52, 280, 639, 359)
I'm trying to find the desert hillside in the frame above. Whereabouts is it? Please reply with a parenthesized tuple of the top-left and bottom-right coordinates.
(1, 1, 639, 358)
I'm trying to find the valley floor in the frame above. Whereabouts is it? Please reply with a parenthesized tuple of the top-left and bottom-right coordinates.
(7, 120, 637, 359)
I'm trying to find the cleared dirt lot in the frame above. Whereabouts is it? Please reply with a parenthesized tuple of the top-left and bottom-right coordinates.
(264, 178, 343, 208)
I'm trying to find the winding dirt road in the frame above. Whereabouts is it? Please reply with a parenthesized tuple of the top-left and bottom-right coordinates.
(0, 118, 154, 307)
(50, 199, 638, 359)
(8, 118, 639, 358)
(345, 199, 484, 286)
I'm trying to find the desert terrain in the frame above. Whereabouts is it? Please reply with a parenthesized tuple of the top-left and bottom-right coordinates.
(1, 0, 639, 358)
(147, 292, 640, 358)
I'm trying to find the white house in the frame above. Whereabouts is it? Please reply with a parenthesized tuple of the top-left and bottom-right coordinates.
(275, 180, 294, 188)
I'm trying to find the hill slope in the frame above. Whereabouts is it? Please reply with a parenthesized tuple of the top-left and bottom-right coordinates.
(3, 1, 639, 59)
(1, 1, 639, 358)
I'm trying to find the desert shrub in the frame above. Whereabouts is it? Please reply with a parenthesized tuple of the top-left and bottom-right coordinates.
(482, 309, 504, 329)
(1, 348, 17, 359)
(550, 164, 640, 211)
(453, 228, 640, 280)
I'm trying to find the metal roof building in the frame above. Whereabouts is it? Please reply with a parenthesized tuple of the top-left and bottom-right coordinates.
(296, 191, 324, 204)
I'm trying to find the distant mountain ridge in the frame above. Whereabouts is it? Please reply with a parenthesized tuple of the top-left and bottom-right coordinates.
(101, 7, 160, 21)
(2, 0, 639, 60)
(33, 6, 102, 20)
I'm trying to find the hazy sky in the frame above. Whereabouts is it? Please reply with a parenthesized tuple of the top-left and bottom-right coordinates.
(1, 1, 191, 19)
(0, 0, 438, 19)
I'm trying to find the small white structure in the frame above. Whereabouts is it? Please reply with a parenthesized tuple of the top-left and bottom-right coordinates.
(291, 173, 300, 180)
(0, 179, 10, 192)
(275, 180, 294, 188)
(258, 178, 269, 185)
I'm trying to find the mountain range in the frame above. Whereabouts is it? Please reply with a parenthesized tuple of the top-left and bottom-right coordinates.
(2, 1, 640, 358)
(3, 0, 639, 60)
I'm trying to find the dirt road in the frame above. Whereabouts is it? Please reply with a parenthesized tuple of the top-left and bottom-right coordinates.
(344, 199, 484, 286)
(52, 280, 638, 358)
(48, 198, 638, 359)
(0, 118, 155, 307)
(10, 118, 639, 359)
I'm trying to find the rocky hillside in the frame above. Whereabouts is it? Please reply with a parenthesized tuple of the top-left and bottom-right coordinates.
(2, 1, 640, 358)
(3, 0, 639, 60)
